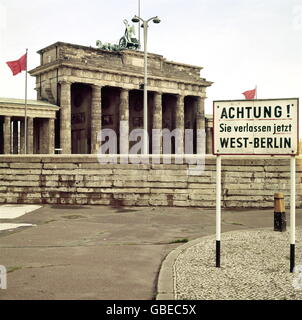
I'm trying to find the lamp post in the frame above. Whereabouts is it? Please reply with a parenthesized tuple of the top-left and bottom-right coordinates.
(132, 15, 161, 154)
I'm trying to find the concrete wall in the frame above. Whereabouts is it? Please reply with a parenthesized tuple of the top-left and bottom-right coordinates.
(0, 155, 301, 208)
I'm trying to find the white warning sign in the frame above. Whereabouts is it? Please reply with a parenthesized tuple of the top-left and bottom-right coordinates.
(213, 98, 299, 155)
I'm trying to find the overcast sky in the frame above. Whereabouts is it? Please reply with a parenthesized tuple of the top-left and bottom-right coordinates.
(0, 0, 301, 126)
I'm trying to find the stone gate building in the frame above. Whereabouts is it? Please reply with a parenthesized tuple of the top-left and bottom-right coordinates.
(1, 42, 213, 155)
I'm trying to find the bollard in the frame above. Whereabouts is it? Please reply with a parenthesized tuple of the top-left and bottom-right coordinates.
(274, 192, 286, 232)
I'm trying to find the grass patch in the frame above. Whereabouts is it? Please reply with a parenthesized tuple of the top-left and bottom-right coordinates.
(169, 238, 189, 244)
(43, 219, 57, 224)
(62, 215, 85, 220)
(7, 266, 22, 273)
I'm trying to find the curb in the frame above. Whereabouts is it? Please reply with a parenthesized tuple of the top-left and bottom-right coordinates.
(156, 237, 207, 300)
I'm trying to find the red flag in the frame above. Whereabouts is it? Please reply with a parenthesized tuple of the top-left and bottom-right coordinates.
(6, 53, 27, 76)
(242, 88, 256, 100)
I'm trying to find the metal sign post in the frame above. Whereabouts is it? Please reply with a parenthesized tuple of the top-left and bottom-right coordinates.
(290, 155, 296, 273)
(216, 155, 221, 267)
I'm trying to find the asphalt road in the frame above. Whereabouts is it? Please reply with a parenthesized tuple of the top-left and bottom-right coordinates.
(0, 204, 301, 300)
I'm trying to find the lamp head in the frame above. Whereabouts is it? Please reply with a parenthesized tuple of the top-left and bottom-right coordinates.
(132, 16, 140, 23)
(153, 17, 161, 24)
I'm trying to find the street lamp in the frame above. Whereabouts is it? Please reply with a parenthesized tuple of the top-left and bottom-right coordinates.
(131, 15, 161, 154)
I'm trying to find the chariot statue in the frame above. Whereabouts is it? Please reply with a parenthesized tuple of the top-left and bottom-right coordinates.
(96, 19, 140, 51)
(119, 19, 140, 50)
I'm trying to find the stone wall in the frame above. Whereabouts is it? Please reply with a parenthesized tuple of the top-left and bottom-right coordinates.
(0, 155, 301, 208)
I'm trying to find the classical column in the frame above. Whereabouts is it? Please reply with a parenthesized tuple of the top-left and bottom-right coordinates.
(206, 118, 213, 154)
(152, 92, 162, 154)
(20, 119, 25, 154)
(60, 81, 72, 154)
(196, 96, 206, 154)
(3, 116, 11, 154)
(40, 119, 47, 154)
(27, 117, 34, 154)
(119, 88, 129, 155)
(175, 94, 185, 154)
(47, 118, 55, 154)
(13, 120, 18, 154)
(91, 85, 102, 154)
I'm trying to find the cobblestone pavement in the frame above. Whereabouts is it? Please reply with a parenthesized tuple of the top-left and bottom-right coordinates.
(175, 227, 302, 300)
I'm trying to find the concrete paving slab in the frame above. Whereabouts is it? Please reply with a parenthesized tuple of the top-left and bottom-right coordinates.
(0, 205, 41, 219)
(0, 223, 36, 231)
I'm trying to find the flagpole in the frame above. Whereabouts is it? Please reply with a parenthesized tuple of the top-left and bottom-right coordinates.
(24, 48, 28, 154)
(138, 0, 141, 46)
